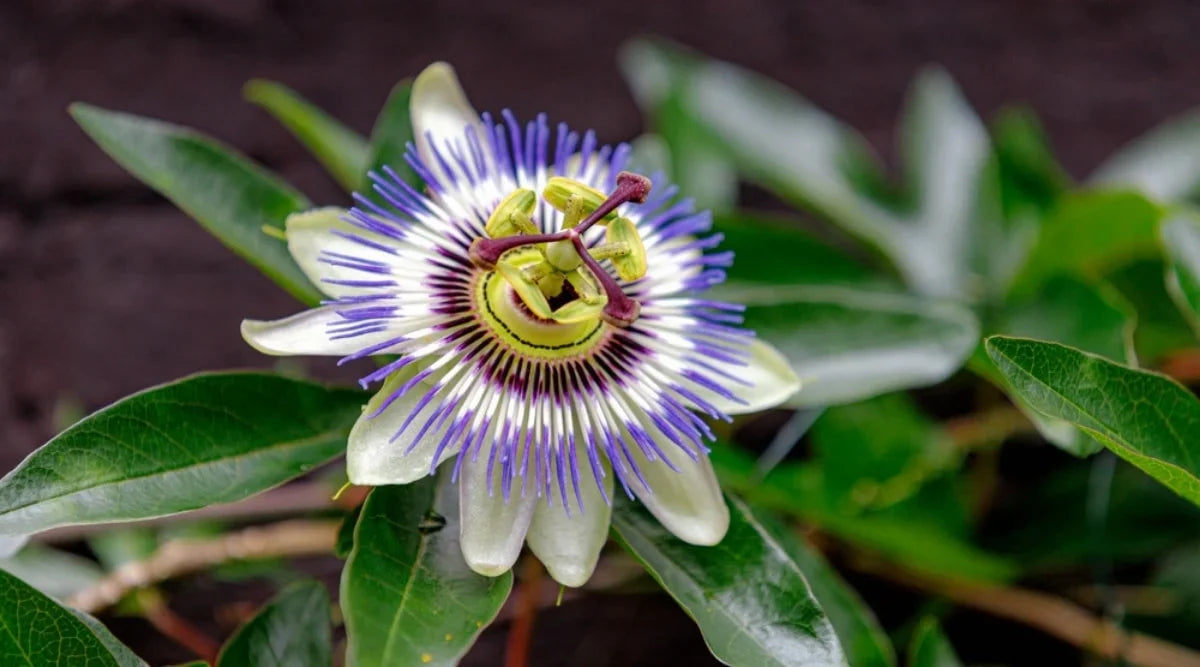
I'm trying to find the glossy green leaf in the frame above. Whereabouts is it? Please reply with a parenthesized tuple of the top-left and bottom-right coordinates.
(1162, 211, 1200, 334)
(244, 79, 370, 192)
(612, 494, 846, 666)
(987, 336, 1200, 507)
(0, 372, 364, 536)
(1009, 190, 1163, 297)
(70, 103, 322, 305)
(217, 580, 332, 667)
(714, 212, 880, 287)
(0, 568, 140, 666)
(1090, 110, 1200, 201)
(907, 618, 962, 667)
(365, 80, 419, 189)
(621, 40, 988, 299)
(341, 475, 511, 667)
(716, 284, 978, 406)
(787, 537, 896, 667)
(812, 394, 958, 511)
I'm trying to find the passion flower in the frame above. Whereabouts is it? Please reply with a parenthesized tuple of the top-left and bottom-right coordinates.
(241, 63, 799, 586)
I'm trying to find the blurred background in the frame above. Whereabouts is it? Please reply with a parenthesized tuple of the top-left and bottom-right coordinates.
(3, 1, 1200, 663)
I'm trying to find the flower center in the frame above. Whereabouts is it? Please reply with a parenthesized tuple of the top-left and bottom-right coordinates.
(468, 171, 652, 329)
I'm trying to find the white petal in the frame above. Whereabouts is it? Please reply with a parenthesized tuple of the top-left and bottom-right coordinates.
(696, 339, 800, 415)
(410, 62, 484, 181)
(240, 307, 403, 357)
(285, 207, 396, 299)
(459, 449, 537, 577)
(346, 366, 460, 486)
(526, 462, 613, 587)
(628, 431, 729, 546)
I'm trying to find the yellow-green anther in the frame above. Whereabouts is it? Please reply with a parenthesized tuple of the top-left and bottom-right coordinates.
(586, 241, 631, 261)
(545, 239, 583, 272)
(604, 216, 647, 281)
(561, 194, 587, 228)
(486, 188, 539, 238)
(537, 272, 565, 298)
(566, 268, 605, 304)
(548, 299, 608, 324)
(543, 178, 618, 226)
(497, 260, 555, 319)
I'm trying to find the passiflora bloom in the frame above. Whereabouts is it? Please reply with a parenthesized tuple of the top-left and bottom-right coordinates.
(241, 63, 799, 586)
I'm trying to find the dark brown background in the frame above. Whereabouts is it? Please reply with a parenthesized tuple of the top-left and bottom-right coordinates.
(2, 0, 1197, 663)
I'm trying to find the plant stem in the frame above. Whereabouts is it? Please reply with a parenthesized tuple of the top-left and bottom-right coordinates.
(504, 556, 544, 667)
(848, 555, 1200, 667)
(67, 519, 339, 613)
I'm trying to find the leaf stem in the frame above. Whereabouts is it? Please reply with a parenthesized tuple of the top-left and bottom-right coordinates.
(67, 519, 339, 614)
(847, 554, 1200, 667)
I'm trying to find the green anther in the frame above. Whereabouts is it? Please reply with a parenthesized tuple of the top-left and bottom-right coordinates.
(497, 260, 555, 319)
(485, 188, 539, 238)
(566, 268, 605, 304)
(543, 177, 619, 226)
(586, 241, 631, 261)
(545, 239, 583, 272)
(537, 272, 565, 298)
(604, 216, 647, 281)
(561, 193, 587, 228)
(547, 298, 607, 323)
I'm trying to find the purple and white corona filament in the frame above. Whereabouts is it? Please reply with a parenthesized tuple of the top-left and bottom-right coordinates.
(241, 63, 800, 586)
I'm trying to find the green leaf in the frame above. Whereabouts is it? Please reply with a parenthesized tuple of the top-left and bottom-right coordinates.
(217, 580, 332, 667)
(612, 494, 846, 666)
(0, 372, 363, 536)
(334, 504, 362, 559)
(1162, 210, 1200, 334)
(811, 394, 958, 511)
(244, 79, 370, 193)
(986, 336, 1200, 507)
(714, 211, 880, 287)
(69, 103, 322, 305)
(716, 284, 978, 406)
(1090, 110, 1200, 201)
(1107, 259, 1199, 364)
(0, 568, 141, 666)
(0, 544, 104, 600)
(988, 464, 1200, 569)
(907, 617, 962, 667)
(70, 610, 150, 667)
(341, 475, 511, 667)
(978, 276, 1136, 455)
(973, 106, 1069, 295)
(621, 40, 988, 298)
(1009, 190, 1163, 297)
(365, 80, 419, 189)
(786, 537, 896, 667)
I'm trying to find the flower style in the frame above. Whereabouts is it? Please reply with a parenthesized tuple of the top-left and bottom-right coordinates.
(241, 63, 800, 586)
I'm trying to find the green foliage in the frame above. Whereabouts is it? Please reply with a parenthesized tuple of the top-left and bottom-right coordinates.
(341, 476, 511, 667)
(37, 44, 1200, 667)
(612, 495, 846, 666)
(70, 104, 322, 305)
(988, 336, 1200, 507)
(907, 618, 962, 667)
(0, 569, 144, 666)
(244, 80, 371, 192)
(0, 373, 363, 536)
(216, 580, 332, 667)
